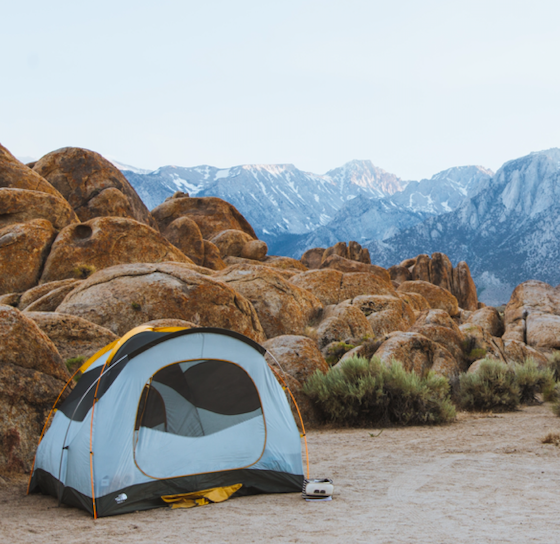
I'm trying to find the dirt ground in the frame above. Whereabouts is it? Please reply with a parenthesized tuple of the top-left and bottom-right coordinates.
(1, 404, 560, 544)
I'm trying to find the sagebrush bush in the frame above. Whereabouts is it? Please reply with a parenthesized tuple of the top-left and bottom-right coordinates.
(547, 351, 560, 382)
(303, 356, 456, 426)
(513, 359, 555, 404)
(553, 397, 560, 417)
(324, 342, 355, 366)
(457, 359, 520, 412)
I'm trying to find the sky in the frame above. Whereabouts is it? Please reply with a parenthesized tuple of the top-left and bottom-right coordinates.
(2, 0, 560, 180)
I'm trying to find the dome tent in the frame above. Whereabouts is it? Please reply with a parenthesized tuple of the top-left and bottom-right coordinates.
(28, 326, 304, 518)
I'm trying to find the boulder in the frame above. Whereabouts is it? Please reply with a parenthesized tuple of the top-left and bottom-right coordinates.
(350, 295, 415, 338)
(151, 195, 256, 240)
(315, 302, 373, 349)
(502, 339, 549, 368)
(410, 254, 431, 282)
(397, 280, 459, 316)
(0, 293, 20, 307)
(214, 264, 323, 339)
(21, 280, 82, 312)
(202, 240, 227, 270)
(396, 291, 430, 311)
(290, 269, 396, 307)
(503, 280, 560, 344)
(40, 216, 193, 283)
(25, 311, 118, 362)
(319, 254, 392, 284)
(0, 188, 78, 230)
(452, 261, 478, 311)
(19, 279, 81, 310)
(210, 229, 254, 258)
(263, 256, 307, 272)
(459, 323, 507, 363)
(466, 307, 505, 338)
(0, 143, 63, 197)
(56, 262, 266, 341)
(140, 318, 199, 329)
(526, 313, 560, 350)
(429, 252, 454, 292)
(375, 331, 460, 378)
(263, 335, 329, 384)
(301, 248, 325, 270)
(0, 220, 56, 295)
(413, 309, 462, 333)
(388, 264, 411, 285)
(240, 240, 268, 261)
(32, 147, 157, 228)
(0, 305, 69, 381)
(409, 323, 466, 371)
(159, 216, 205, 266)
(322, 241, 348, 261)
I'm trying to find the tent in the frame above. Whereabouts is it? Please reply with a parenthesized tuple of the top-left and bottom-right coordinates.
(28, 326, 305, 518)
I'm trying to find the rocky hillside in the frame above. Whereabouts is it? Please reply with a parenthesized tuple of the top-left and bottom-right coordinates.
(366, 149, 560, 305)
(1, 142, 558, 476)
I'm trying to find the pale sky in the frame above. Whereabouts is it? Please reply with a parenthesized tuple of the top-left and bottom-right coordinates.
(2, 0, 559, 180)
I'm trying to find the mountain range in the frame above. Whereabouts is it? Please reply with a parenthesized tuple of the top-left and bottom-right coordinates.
(116, 149, 560, 305)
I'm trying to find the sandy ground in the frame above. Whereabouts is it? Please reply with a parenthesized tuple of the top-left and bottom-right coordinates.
(2, 404, 560, 544)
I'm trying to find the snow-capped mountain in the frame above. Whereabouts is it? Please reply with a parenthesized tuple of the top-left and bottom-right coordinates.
(121, 161, 407, 242)
(366, 149, 560, 304)
(272, 165, 493, 257)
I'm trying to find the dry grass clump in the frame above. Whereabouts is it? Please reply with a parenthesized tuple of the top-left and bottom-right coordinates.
(303, 356, 456, 426)
(547, 351, 560, 382)
(72, 263, 96, 279)
(541, 432, 560, 446)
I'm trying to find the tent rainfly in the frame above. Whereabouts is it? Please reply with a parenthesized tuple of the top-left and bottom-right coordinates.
(28, 326, 304, 517)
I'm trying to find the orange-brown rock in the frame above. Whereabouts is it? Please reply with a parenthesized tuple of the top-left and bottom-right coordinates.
(263, 256, 307, 272)
(410, 254, 431, 282)
(41, 216, 193, 283)
(0, 305, 69, 381)
(0, 293, 20, 307)
(20, 279, 82, 312)
(413, 309, 462, 333)
(409, 323, 466, 371)
(56, 262, 266, 341)
(214, 264, 323, 339)
(396, 291, 430, 312)
(452, 261, 478, 311)
(202, 240, 227, 270)
(301, 248, 325, 269)
(502, 338, 548, 368)
(0, 306, 71, 472)
(0, 219, 56, 295)
(503, 280, 560, 346)
(315, 302, 373, 349)
(211, 229, 254, 258)
(397, 280, 459, 316)
(152, 195, 256, 240)
(319, 254, 392, 283)
(375, 331, 460, 378)
(290, 269, 396, 307)
(429, 252, 454, 292)
(140, 318, 199, 329)
(25, 311, 118, 362)
(350, 295, 415, 338)
(388, 264, 411, 285)
(322, 241, 349, 261)
(159, 216, 205, 265)
(467, 307, 505, 338)
(0, 143, 62, 197)
(459, 323, 506, 363)
(32, 147, 157, 228)
(0, 188, 78, 230)
(263, 335, 328, 384)
(240, 240, 268, 261)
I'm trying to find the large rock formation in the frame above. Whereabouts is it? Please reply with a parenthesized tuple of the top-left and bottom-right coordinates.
(290, 269, 396, 306)
(0, 305, 70, 471)
(56, 262, 266, 341)
(158, 216, 205, 265)
(214, 264, 323, 338)
(32, 147, 157, 228)
(41, 217, 194, 283)
(0, 188, 78, 231)
(0, 143, 63, 197)
(315, 302, 373, 349)
(0, 220, 56, 295)
(18, 279, 82, 312)
(397, 280, 459, 317)
(152, 194, 257, 240)
(350, 295, 416, 338)
(25, 311, 118, 362)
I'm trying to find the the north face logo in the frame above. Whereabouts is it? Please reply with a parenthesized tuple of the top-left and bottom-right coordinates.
(115, 493, 128, 504)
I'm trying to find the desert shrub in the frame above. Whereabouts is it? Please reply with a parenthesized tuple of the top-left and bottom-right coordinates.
(513, 359, 555, 404)
(303, 356, 456, 426)
(547, 351, 560, 382)
(541, 432, 560, 446)
(456, 358, 520, 412)
(65, 355, 86, 382)
(553, 396, 560, 417)
(131, 301, 142, 311)
(324, 342, 355, 366)
(73, 264, 96, 279)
